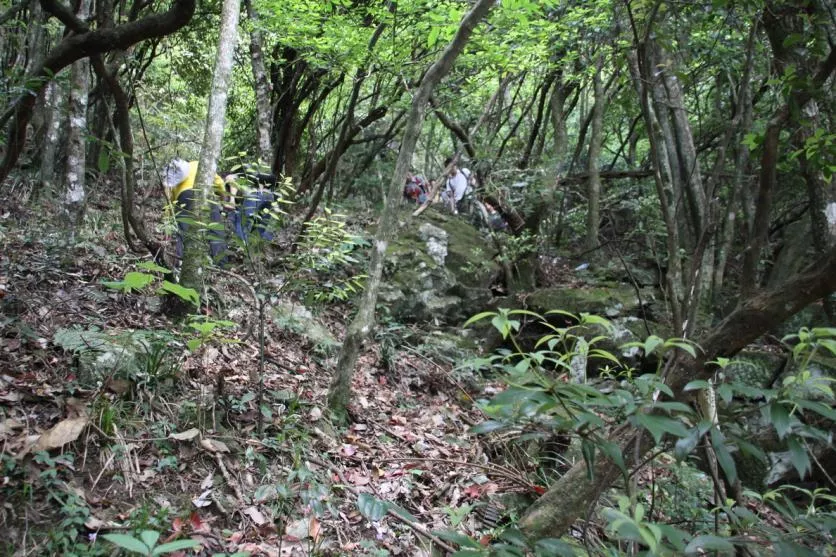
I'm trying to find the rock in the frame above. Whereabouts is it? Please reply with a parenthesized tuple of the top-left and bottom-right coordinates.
(524, 283, 653, 318)
(381, 208, 499, 323)
(272, 300, 338, 351)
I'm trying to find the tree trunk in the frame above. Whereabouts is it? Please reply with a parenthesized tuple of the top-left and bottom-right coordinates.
(38, 79, 64, 196)
(243, 0, 272, 164)
(0, 0, 196, 185)
(63, 0, 91, 246)
(327, 0, 496, 421)
(179, 0, 240, 290)
(520, 243, 836, 540)
(585, 58, 605, 252)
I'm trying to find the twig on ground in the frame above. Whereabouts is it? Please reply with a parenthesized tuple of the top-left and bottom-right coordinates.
(305, 454, 456, 553)
(380, 456, 538, 492)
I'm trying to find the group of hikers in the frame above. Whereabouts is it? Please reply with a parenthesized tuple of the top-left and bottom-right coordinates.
(161, 158, 279, 264)
(403, 156, 508, 231)
(161, 154, 509, 266)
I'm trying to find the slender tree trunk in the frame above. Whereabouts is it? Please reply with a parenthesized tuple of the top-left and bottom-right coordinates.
(243, 0, 272, 164)
(327, 0, 496, 422)
(179, 0, 240, 290)
(38, 80, 64, 196)
(63, 0, 91, 246)
(585, 58, 605, 252)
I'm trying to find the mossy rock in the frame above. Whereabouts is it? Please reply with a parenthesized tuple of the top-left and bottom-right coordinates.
(380, 208, 499, 323)
(524, 284, 648, 318)
(272, 300, 338, 352)
(723, 350, 784, 388)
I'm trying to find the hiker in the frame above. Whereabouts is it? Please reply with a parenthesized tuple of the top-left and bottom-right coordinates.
(162, 158, 229, 264)
(484, 200, 508, 231)
(224, 168, 279, 243)
(403, 170, 428, 204)
(440, 156, 469, 214)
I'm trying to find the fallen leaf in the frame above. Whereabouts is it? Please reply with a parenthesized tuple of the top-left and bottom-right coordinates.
(0, 418, 23, 438)
(169, 428, 201, 441)
(284, 517, 309, 540)
(200, 472, 213, 490)
(309, 407, 322, 421)
(192, 489, 213, 508)
(309, 516, 321, 542)
(243, 506, 268, 526)
(199, 438, 230, 453)
(34, 416, 88, 451)
(341, 444, 357, 457)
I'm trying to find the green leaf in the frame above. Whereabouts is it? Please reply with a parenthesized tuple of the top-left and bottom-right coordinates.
(581, 438, 595, 480)
(151, 539, 201, 556)
(101, 533, 151, 555)
(769, 401, 791, 439)
(137, 261, 171, 274)
(388, 502, 420, 524)
(684, 534, 734, 555)
(140, 531, 160, 550)
(158, 281, 200, 306)
(674, 428, 701, 461)
(432, 530, 482, 549)
(630, 414, 689, 444)
(710, 427, 737, 486)
(427, 26, 440, 48)
(463, 311, 496, 327)
(598, 440, 628, 479)
(534, 538, 577, 557)
(775, 540, 822, 557)
(684, 380, 710, 392)
(787, 436, 811, 479)
(644, 335, 664, 356)
(357, 492, 388, 522)
(97, 149, 110, 173)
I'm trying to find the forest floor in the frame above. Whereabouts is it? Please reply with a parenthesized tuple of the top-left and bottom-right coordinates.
(0, 201, 543, 556)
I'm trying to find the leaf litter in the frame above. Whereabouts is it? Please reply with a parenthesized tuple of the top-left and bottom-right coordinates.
(0, 208, 526, 556)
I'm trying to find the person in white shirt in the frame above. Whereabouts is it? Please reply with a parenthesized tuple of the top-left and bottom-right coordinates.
(441, 156, 469, 214)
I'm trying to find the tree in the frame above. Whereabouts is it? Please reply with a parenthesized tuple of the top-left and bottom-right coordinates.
(179, 0, 241, 291)
(327, 0, 497, 421)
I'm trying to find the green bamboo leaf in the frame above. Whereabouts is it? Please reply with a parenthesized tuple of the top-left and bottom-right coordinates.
(787, 436, 811, 479)
(357, 492, 388, 522)
(151, 539, 201, 556)
(710, 427, 737, 485)
(684, 534, 734, 555)
(769, 401, 791, 439)
(101, 533, 150, 555)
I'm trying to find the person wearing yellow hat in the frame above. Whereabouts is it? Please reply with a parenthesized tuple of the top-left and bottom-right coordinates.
(162, 158, 230, 264)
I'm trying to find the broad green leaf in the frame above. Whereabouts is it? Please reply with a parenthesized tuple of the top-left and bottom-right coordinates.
(137, 261, 171, 274)
(581, 438, 595, 480)
(786, 436, 811, 479)
(644, 335, 664, 356)
(388, 502, 420, 524)
(158, 281, 200, 306)
(432, 529, 482, 548)
(710, 428, 737, 485)
(630, 414, 689, 444)
(101, 533, 150, 554)
(534, 538, 577, 557)
(598, 440, 628, 479)
(357, 492, 388, 522)
(684, 534, 734, 555)
(684, 380, 710, 392)
(775, 540, 822, 557)
(140, 530, 160, 550)
(674, 428, 701, 461)
(152, 539, 201, 556)
(769, 401, 791, 439)
(463, 311, 496, 327)
(795, 399, 836, 421)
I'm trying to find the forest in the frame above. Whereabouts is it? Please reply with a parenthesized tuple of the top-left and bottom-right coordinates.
(1, 0, 835, 555)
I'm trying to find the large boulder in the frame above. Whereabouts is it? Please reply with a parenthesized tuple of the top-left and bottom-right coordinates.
(381, 208, 499, 323)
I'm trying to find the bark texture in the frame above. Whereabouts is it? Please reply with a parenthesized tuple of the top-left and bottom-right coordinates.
(179, 0, 240, 290)
(243, 0, 272, 164)
(327, 0, 496, 420)
(63, 0, 91, 245)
